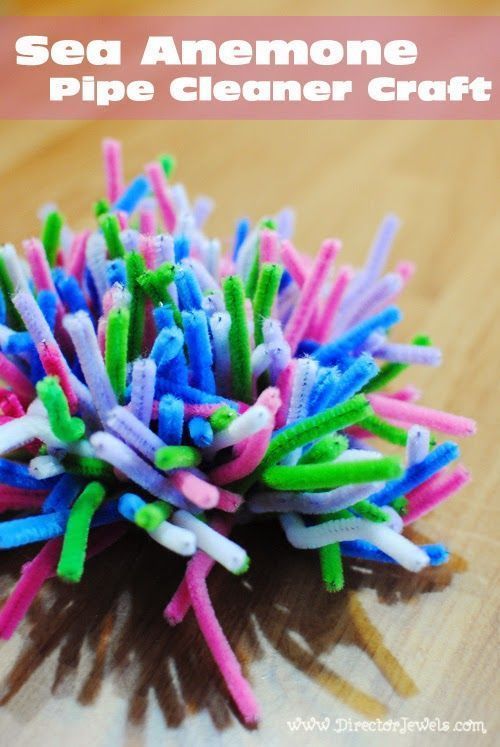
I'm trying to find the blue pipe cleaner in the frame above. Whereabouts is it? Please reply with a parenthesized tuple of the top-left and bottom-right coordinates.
(232, 217, 250, 260)
(370, 442, 460, 506)
(118, 492, 146, 522)
(175, 266, 203, 310)
(55, 273, 91, 314)
(323, 354, 378, 409)
(341, 540, 450, 567)
(37, 290, 58, 332)
(188, 416, 213, 448)
(106, 259, 127, 287)
(313, 306, 402, 365)
(0, 459, 59, 490)
(114, 175, 149, 214)
(42, 474, 86, 514)
(174, 236, 190, 262)
(158, 394, 184, 445)
(182, 310, 216, 394)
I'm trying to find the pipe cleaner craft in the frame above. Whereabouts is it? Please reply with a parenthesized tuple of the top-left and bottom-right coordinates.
(0, 139, 475, 724)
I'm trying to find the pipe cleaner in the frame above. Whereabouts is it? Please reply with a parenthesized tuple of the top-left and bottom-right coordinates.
(0, 140, 476, 725)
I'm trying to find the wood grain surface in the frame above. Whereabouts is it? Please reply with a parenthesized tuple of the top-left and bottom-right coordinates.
(0, 2, 499, 746)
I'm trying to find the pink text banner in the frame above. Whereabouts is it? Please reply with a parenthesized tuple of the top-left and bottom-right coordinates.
(0, 16, 498, 119)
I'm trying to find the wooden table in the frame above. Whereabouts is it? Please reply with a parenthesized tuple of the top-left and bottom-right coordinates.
(1, 3, 499, 745)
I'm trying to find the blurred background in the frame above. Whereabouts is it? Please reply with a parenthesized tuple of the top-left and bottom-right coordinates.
(0, 1, 499, 746)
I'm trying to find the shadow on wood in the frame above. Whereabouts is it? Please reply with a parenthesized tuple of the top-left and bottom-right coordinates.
(0, 519, 466, 730)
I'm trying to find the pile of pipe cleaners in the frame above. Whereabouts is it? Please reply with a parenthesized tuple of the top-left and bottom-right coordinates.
(0, 140, 475, 723)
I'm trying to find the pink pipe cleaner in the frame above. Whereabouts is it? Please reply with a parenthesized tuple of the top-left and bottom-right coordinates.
(396, 260, 416, 282)
(314, 264, 353, 343)
(260, 229, 278, 263)
(145, 162, 176, 233)
(280, 239, 308, 286)
(209, 389, 280, 485)
(0, 493, 45, 512)
(0, 523, 127, 640)
(385, 386, 422, 402)
(0, 353, 35, 406)
(170, 471, 219, 509)
(164, 516, 232, 627)
(346, 425, 377, 440)
(210, 425, 273, 485)
(140, 235, 156, 270)
(139, 207, 156, 236)
(0, 486, 47, 500)
(216, 488, 244, 513)
(37, 341, 78, 414)
(279, 245, 323, 339)
(116, 211, 128, 230)
(0, 538, 62, 639)
(279, 247, 322, 339)
(66, 231, 90, 282)
(102, 138, 124, 204)
(367, 394, 477, 436)
(186, 544, 261, 725)
(23, 238, 57, 292)
(285, 239, 339, 353)
(404, 466, 471, 524)
(0, 390, 25, 418)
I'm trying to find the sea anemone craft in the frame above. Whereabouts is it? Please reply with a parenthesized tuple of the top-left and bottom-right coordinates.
(0, 140, 475, 724)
